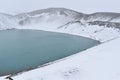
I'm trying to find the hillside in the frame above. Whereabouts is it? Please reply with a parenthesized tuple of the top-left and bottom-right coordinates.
(0, 8, 120, 42)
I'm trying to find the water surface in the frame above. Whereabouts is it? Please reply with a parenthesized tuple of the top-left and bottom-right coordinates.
(0, 30, 99, 76)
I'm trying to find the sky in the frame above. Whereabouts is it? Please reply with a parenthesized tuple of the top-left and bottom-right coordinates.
(0, 0, 119, 14)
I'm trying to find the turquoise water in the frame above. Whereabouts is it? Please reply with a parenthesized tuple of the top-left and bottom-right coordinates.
(0, 30, 99, 76)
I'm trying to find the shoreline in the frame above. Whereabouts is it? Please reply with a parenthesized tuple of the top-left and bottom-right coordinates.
(0, 28, 101, 78)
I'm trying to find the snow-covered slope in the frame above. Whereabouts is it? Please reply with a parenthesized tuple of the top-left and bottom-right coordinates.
(0, 8, 120, 42)
(15, 8, 82, 27)
(0, 8, 120, 80)
(86, 12, 120, 22)
(1, 34, 120, 80)
(0, 13, 17, 30)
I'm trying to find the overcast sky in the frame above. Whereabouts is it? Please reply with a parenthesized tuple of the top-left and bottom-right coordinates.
(0, 0, 119, 14)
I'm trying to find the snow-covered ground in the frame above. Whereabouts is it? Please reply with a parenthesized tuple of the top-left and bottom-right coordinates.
(0, 8, 120, 80)
(1, 31, 120, 80)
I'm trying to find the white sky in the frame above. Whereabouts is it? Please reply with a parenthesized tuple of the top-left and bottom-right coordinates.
(0, 0, 119, 14)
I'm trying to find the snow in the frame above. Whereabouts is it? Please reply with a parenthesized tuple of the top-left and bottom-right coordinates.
(0, 8, 120, 42)
(16, 23, 120, 42)
(1, 33, 120, 80)
(0, 8, 120, 80)
(0, 20, 120, 80)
